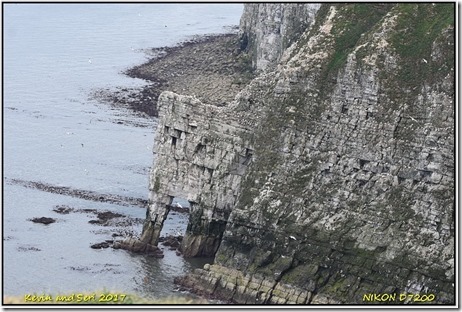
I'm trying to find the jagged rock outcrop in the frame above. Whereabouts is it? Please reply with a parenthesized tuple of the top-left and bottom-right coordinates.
(239, 3, 321, 71)
(140, 3, 455, 304)
(139, 92, 254, 257)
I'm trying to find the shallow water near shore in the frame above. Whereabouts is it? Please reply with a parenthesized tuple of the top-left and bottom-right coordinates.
(3, 4, 242, 299)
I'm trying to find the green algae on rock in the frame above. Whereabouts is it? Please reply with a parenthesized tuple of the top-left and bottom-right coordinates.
(128, 3, 454, 305)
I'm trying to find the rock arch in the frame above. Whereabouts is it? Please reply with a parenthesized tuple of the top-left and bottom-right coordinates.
(139, 91, 253, 257)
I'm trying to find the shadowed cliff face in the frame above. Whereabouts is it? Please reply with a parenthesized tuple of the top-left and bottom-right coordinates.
(146, 3, 454, 304)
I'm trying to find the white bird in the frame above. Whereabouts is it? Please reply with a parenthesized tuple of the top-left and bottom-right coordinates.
(422, 58, 428, 64)
(88, 58, 92, 64)
(289, 235, 297, 241)
(174, 202, 183, 209)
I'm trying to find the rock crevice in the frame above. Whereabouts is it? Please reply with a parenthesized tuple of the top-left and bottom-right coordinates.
(138, 3, 454, 304)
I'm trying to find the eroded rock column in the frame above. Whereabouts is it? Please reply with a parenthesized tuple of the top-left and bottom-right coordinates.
(131, 91, 253, 257)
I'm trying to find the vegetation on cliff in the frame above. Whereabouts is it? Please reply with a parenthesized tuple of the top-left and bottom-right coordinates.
(174, 3, 454, 304)
(123, 2, 456, 305)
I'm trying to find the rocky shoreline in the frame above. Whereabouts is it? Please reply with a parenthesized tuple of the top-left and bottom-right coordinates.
(7, 178, 148, 208)
(10, 32, 254, 303)
(112, 32, 257, 303)
(105, 31, 256, 267)
(92, 32, 254, 119)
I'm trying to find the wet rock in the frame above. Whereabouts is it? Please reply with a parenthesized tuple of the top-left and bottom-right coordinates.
(81, 209, 98, 213)
(148, 252, 164, 258)
(161, 235, 182, 249)
(52, 205, 74, 214)
(30, 217, 56, 225)
(88, 211, 125, 226)
(97, 211, 124, 221)
(6, 178, 148, 208)
(90, 242, 111, 249)
(112, 237, 165, 258)
(175, 264, 312, 304)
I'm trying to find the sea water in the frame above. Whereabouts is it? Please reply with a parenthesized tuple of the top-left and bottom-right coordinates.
(3, 3, 243, 299)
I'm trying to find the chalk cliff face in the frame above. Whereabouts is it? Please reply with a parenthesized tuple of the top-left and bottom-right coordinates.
(239, 3, 321, 71)
(143, 3, 455, 304)
(141, 92, 253, 257)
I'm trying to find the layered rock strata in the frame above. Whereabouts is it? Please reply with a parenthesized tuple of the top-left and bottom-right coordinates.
(239, 3, 321, 71)
(139, 3, 455, 304)
(140, 92, 254, 257)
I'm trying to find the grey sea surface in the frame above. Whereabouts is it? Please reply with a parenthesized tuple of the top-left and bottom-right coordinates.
(3, 3, 243, 299)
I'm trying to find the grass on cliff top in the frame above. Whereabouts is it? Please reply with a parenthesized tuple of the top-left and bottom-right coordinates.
(328, 4, 393, 73)
(318, 3, 393, 98)
(381, 3, 454, 134)
(389, 3, 454, 87)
